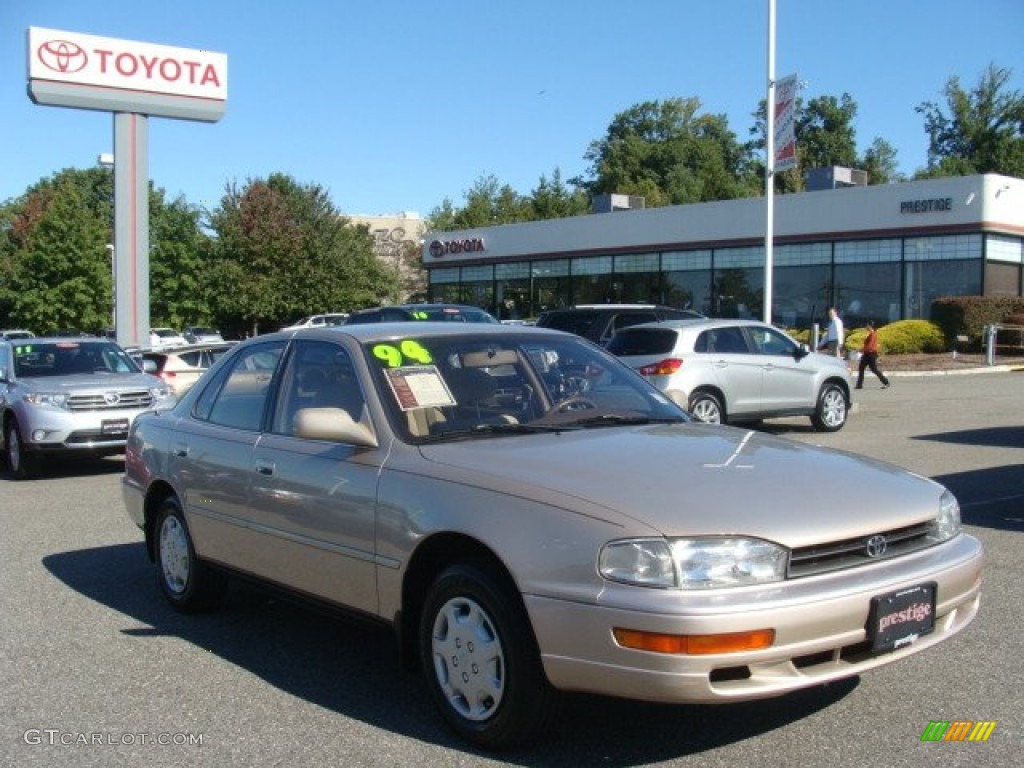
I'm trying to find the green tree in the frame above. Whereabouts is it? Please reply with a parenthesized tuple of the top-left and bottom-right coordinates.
(916, 63, 1024, 178)
(750, 91, 898, 190)
(428, 174, 532, 231)
(207, 173, 399, 335)
(861, 137, 904, 184)
(0, 168, 112, 332)
(149, 190, 214, 329)
(573, 97, 758, 206)
(528, 168, 589, 220)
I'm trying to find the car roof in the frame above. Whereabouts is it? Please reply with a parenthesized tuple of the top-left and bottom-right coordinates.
(618, 318, 774, 332)
(274, 321, 567, 343)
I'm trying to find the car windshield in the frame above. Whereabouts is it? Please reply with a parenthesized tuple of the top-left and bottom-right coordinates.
(413, 307, 499, 324)
(12, 340, 141, 377)
(362, 331, 686, 442)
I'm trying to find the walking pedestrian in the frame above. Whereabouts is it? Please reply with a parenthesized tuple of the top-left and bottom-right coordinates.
(817, 307, 844, 357)
(856, 321, 890, 389)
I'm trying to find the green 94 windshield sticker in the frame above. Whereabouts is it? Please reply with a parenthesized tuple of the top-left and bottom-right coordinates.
(372, 340, 433, 368)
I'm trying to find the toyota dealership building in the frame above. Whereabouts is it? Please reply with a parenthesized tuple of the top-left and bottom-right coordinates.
(421, 173, 1024, 327)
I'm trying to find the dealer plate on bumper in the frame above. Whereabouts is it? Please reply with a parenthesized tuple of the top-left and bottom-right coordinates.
(101, 418, 130, 437)
(867, 582, 936, 653)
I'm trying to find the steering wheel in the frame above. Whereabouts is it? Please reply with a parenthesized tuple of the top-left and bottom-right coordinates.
(549, 396, 598, 414)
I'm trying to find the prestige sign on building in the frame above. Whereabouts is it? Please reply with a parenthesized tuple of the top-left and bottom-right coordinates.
(27, 26, 227, 121)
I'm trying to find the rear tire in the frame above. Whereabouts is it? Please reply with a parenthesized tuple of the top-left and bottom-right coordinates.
(688, 390, 724, 424)
(419, 563, 558, 749)
(154, 496, 227, 612)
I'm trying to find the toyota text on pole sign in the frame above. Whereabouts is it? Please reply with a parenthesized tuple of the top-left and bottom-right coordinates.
(27, 27, 227, 122)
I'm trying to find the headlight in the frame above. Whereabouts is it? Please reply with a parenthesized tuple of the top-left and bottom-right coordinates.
(600, 537, 789, 589)
(929, 489, 962, 543)
(23, 392, 69, 409)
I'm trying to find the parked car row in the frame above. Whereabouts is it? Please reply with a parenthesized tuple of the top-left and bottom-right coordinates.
(120, 322, 982, 749)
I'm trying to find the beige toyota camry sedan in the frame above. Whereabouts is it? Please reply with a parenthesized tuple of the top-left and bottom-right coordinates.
(122, 323, 983, 749)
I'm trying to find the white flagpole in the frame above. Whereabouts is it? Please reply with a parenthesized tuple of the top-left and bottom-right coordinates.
(764, 0, 776, 325)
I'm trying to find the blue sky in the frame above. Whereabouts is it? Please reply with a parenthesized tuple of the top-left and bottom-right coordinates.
(3, 0, 1022, 218)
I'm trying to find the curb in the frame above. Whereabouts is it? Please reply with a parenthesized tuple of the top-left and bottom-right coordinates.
(874, 364, 1024, 378)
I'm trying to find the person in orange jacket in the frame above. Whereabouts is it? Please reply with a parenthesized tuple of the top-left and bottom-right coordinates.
(856, 321, 890, 389)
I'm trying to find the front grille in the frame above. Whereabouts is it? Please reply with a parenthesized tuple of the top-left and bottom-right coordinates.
(788, 521, 936, 578)
(67, 390, 154, 412)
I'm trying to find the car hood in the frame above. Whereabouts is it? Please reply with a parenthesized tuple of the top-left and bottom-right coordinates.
(16, 373, 164, 391)
(417, 423, 944, 548)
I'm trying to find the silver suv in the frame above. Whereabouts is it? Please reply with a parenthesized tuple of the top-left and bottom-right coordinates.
(607, 318, 852, 431)
(0, 338, 171, 478)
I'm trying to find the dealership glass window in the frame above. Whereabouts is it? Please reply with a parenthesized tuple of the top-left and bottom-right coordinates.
(570, 256, 614, 305)
(904, 234, 982, 262)
(712, 246, 763, 318)
(531, 259, 571, 314)
(662, 250, 712, 314)
(427, 267, 459, 303)
(832, 239, 902, 326)
(986, 235, 1023, 296)
(495, 262, 532, 320)
(986, 234, 1023, 264)
(903, 235, 982, 319)
(770, 244, 832, 328)
(834, 239, 901, 264)
(459, 265, 495, 310)
(833, 262, 902, 326)
(613, 253, 660, 304)
(903, 260, 981, 319)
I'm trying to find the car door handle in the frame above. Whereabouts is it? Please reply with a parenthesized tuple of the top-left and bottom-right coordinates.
(254, 462, 275, 476)
(172, 442, 188, 457)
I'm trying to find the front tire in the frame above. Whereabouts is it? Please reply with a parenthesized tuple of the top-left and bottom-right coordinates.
(811, 382, 848, 432)
(154, 496, 227, 612)
(4, 418, 40, 480)
(419, 563, 558, 750)
(688, 390, 724, 424)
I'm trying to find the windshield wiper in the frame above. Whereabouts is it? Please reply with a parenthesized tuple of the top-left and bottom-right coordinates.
(561, 414, 684, 428)
(417, 422, 578, 443)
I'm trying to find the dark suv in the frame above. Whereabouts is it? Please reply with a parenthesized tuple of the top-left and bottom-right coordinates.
(535, 304, 703, 346)
(344, 304, 499, 325)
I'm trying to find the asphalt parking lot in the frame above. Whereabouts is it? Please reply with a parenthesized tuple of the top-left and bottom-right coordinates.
(1, 368, 1021, 767)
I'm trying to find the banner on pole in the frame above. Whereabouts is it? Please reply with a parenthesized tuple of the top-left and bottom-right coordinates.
(773, 73, 799, 172)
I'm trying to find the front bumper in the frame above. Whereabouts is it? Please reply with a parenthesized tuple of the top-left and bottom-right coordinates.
(526, 532, 983, 703)
(14, 406, 147, 455)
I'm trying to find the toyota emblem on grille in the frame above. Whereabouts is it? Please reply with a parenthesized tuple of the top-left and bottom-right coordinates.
(104, 392, 121, 406)
(865, 535, 888, 558)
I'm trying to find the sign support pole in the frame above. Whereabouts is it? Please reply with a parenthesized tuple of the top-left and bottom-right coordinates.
(113, 113, 149, 349)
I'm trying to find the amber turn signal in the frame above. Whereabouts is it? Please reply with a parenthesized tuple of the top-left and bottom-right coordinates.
(613, 627, 775, 655)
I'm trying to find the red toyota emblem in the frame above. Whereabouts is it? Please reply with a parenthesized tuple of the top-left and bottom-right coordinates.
(37, 39, 88, 74)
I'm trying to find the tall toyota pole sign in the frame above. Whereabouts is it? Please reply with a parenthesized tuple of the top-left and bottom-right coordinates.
(27, 27, 227, 347)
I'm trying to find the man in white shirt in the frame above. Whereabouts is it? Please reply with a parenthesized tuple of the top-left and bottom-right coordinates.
(818, 307, 844, 357)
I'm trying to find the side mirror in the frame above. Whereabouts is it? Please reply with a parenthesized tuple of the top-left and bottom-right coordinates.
(293, 407, 378, 448)
(794, 344, 810, 360)
(142, 359, 157, 373)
